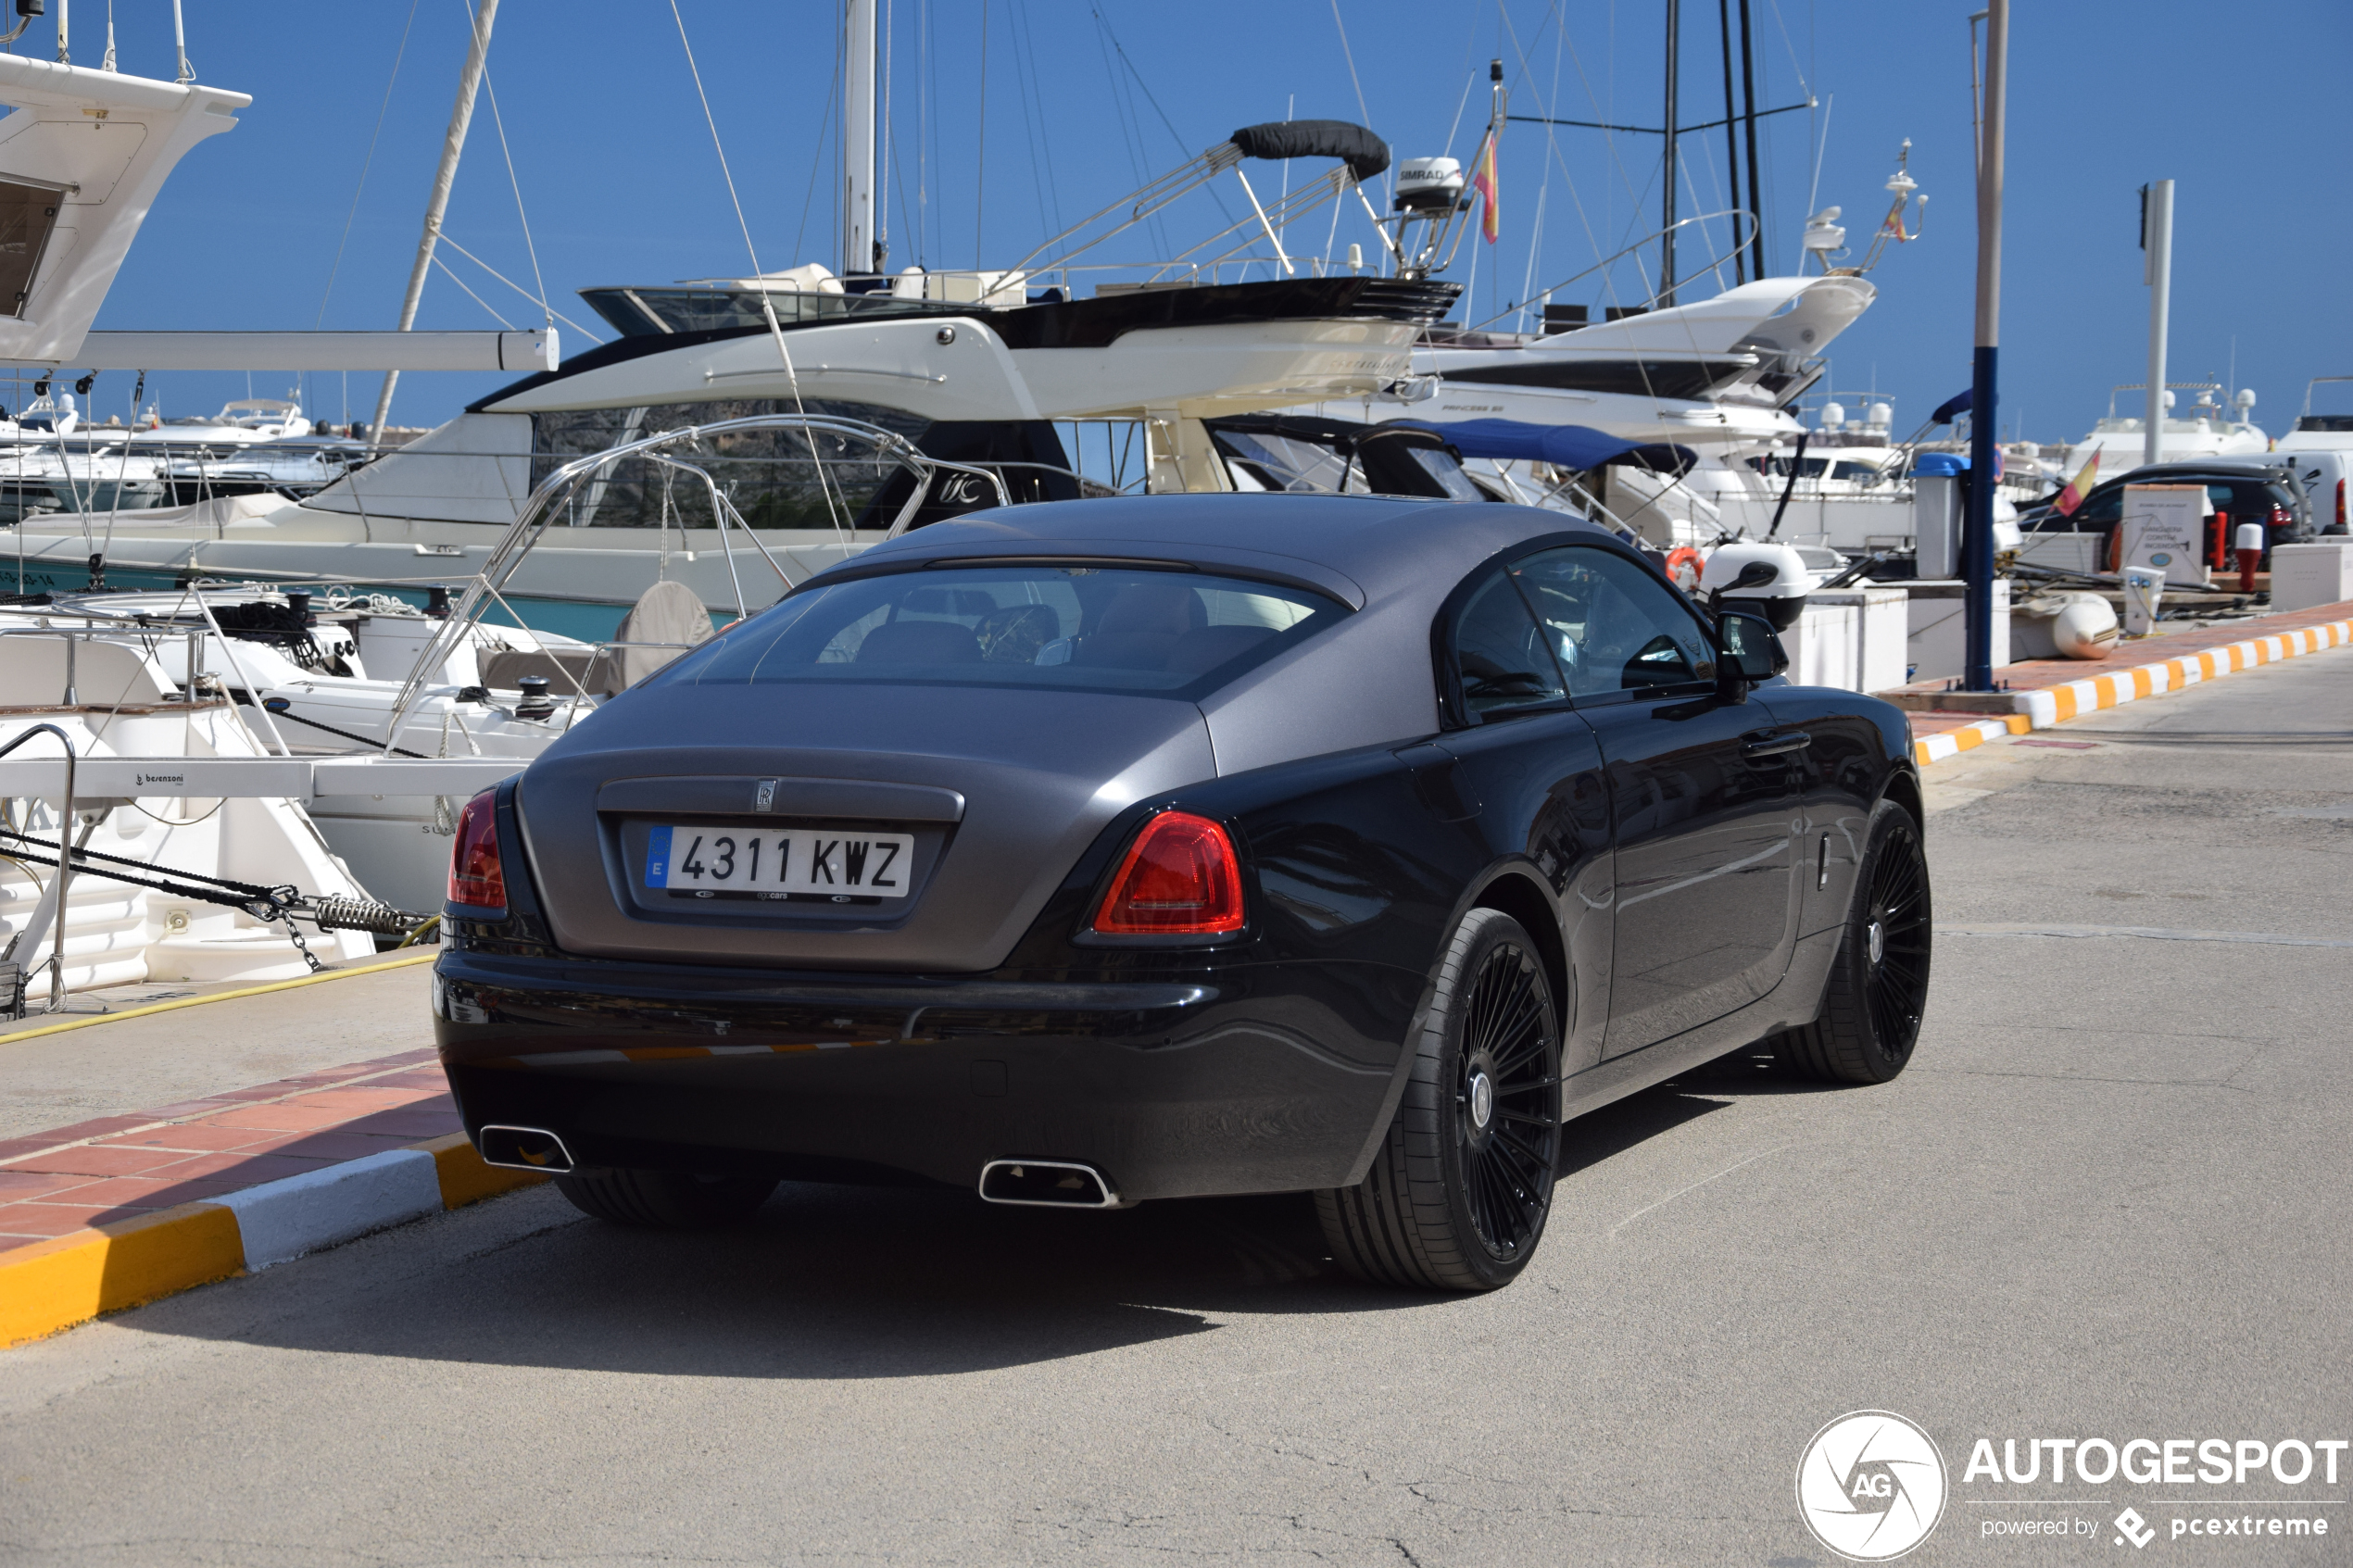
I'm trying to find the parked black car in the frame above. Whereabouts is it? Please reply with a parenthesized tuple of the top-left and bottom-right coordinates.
(433, 495, 1930, 1292)
(2020, 458, 2311, 569)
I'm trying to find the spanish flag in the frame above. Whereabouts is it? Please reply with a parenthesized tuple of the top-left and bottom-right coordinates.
(2053, 449, 2099, 517)
(1472, 135, 1498, 244)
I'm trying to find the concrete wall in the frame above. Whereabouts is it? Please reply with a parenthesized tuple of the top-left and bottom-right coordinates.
(1903, 580, 2011, 686)
(2270, 543, 2353, 612)
(1787, 588, 1910, 694)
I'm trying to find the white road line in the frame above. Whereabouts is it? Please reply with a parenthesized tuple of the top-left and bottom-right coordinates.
(1606, 1143, 1794, 1241)
(1939, 923, 2353, 948)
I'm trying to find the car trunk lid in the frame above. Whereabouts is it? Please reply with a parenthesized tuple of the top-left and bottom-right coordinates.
(517, 682, 1216, 972)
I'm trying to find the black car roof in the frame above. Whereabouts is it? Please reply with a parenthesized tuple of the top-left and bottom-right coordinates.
(2105, 458, 2292, 482)
(835, 495, 1622, 607)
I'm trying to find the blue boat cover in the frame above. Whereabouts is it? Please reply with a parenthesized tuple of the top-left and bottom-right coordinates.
(1399, 418, 1695, 475)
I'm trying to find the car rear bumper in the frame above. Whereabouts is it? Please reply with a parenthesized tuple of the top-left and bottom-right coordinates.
(432, 951, 1423, 1202)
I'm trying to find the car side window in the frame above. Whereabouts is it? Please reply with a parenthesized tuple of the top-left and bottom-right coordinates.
(2076, 486, 2123, 528)
(1449, 570, 1567, 720)
(1508, 546, 1718, 702)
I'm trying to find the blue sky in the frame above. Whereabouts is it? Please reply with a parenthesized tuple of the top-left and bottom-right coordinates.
(49, 0, 2353, 441)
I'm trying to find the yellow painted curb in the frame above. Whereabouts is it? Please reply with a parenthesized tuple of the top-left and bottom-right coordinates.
(1917, 614, 2353, 768)
(1912, 713, 2030, 768)
(2, 1130, 543, 1348)
(422, 1131, 550, 1209)
(0, 948, 439, 1048)
(2010, 617, 2353, 734)
(0, 1201, 245, 1349)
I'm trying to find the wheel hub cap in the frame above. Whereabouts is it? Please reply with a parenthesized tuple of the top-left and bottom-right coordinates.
(1467, 1070, 1494, 1131)
(1867, 919, 1885, 966)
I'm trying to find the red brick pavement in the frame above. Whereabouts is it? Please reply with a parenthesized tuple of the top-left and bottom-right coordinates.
(0, 1047, 460, 1248)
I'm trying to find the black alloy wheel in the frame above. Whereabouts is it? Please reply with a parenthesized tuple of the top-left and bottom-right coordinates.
(1780, 799, 1931, 1085)
(1317, 907, 1564, 1291)
(1453, 932, 1563, 1257)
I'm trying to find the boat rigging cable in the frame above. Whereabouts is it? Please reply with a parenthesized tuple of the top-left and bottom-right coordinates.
(317, 0, 422, 332)
(666, 0, 849, 540)
(471, 36, 553, 334)
(0, 826, 432, 970)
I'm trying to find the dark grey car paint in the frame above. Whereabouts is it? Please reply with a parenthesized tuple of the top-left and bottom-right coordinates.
(521, 685, 1215, 972)
(451, 495, 1913, 1201)
(522, 496, 1552, 972)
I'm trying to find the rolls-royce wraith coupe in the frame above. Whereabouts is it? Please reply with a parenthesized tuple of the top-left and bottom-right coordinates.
(434, 495, 1929, 1291)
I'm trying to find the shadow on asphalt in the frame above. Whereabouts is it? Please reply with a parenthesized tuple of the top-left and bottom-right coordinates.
(120, 1050, 1831, 1379)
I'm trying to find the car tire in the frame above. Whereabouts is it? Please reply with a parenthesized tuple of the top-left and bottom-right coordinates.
(1779, 798, 1931, 1085)
(1315, 907, 1563, 1292)
(554, 1167, 778, 1229)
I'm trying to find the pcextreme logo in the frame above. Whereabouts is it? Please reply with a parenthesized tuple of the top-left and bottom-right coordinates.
(1797, 1411, 1950, 1562)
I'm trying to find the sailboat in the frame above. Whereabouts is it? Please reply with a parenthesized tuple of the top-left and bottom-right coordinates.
(8, 1, 1454, 637)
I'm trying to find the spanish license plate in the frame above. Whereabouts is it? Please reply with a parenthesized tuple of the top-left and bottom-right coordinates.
(644, 824, 914, 902)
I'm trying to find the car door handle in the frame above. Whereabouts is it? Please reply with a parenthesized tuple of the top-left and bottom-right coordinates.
(1742, 731, 1812, 758)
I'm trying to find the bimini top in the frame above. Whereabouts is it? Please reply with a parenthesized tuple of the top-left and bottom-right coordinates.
(1399, 418, 1699, 478)
(1227, 119, 1390, 182)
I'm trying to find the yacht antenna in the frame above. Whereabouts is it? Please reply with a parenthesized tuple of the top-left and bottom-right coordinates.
(844, 0, 878, 275)
(369, 0, 498, 447)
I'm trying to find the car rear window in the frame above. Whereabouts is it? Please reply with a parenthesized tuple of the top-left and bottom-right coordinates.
(657, 562, 1350, 697)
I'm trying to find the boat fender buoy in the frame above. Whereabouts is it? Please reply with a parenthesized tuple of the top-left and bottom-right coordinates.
(1664, 547, 1705, 595)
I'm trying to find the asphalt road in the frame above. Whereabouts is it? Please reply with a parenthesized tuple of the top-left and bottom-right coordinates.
(6, 649, 2351, 1567)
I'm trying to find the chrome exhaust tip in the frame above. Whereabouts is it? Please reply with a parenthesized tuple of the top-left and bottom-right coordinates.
(978, 1159, 1120, 1209)
(477, 1124, 576, 1174)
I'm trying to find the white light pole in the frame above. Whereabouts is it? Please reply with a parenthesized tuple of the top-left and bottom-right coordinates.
(1964, 0, 2007, 692)
(2142, 178, 2173, 469)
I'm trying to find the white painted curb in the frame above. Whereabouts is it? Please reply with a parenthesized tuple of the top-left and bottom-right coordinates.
(1911, 715, 2026, 767)
(216, 1148, 445, 1269)
(2008, 620, 2353, 730)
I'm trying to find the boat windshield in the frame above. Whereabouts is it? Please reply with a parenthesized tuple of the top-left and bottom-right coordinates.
(579, 286, 960, 339)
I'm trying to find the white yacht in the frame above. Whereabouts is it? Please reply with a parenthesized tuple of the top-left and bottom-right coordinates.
(1294, 131, 1939, 558)
(2061, 383, 2269, 474)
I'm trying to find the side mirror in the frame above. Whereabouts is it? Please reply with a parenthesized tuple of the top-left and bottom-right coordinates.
(1705, 558, 1779, 615)
(1716, 606, 1789, 694)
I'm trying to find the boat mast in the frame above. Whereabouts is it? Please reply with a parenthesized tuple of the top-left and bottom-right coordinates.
(1659, 0, 1680, 307)
(1737, 0, 1764, 280)
(369, 0, 499, 446)
(844, 0, 879, 276)
(1717, 0, 1742, 283)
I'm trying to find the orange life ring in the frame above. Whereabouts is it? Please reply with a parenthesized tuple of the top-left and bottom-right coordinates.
(1664, 546, 1705, 594)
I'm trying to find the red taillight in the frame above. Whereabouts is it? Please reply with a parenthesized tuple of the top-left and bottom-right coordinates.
(2271, 503, 2293, 533)
(1090, 811, 1244, 935)
(2338, 479, 2347, 530)
(447, 789, 507, 911)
